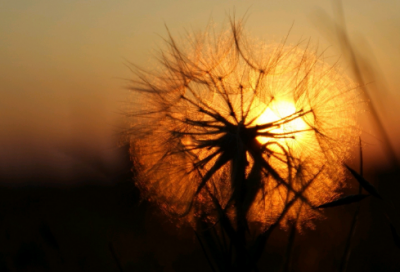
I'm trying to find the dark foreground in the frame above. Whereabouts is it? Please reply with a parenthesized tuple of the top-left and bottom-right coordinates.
(0, 158, 399, 271)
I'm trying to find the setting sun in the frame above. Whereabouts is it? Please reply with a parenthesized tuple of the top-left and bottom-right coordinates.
(255, 100, 309, 147)
(129, 19, 360, 235)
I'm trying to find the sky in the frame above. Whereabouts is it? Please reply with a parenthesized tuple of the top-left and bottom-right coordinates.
(0, 0, 399, 184)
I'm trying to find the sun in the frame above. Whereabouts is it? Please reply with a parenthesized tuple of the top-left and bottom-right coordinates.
(255, 99, 310, 149)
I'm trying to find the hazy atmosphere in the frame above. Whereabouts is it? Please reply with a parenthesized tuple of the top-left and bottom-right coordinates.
(0, 1, 400, 271)
(1, 0, 399, 184)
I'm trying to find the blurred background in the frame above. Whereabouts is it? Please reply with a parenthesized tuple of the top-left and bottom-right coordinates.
(0, 0, 399, 271)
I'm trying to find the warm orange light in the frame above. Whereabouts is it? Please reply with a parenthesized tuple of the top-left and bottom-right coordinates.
(129, 22, 360, 230)
(255, 100, 309, 148)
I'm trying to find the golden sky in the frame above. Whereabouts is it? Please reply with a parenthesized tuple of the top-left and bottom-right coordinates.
(0, 0, 399, 183)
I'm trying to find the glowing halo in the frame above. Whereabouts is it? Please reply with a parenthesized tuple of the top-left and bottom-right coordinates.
(255, 99, 310, 146)
(128, 21, 361, 230)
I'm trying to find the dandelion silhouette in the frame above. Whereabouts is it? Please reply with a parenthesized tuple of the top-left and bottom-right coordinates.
(128, 19, 359, 234)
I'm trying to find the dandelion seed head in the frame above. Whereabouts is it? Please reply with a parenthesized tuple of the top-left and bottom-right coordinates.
(128, 20, 360, 231)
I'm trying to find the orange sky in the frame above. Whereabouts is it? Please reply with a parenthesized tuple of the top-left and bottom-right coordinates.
(0, 0, 399, 184)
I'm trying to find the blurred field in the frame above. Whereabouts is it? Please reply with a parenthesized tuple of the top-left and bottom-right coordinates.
(1, 1, 400, 271)
(0, 146, 398, 271)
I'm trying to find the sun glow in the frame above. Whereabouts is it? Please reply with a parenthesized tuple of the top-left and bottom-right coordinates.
(129, 21, 360, 231)
(255, 100, 309, 148)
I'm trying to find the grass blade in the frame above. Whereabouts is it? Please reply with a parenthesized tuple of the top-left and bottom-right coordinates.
(283, 221, 297, 272)
(389, 223, 400, 250)
(339, 205, 360, 272)
(194, 230, 219, 272)
(317, 194, 369, 208)
(109, 242, 124, 272)
(344, 164, 382, 199)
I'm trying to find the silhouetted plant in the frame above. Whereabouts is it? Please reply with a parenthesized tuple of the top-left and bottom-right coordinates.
(127, 17, 360, 271)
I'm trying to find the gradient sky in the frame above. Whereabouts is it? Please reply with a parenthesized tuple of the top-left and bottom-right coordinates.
(1, 0, 399, 184)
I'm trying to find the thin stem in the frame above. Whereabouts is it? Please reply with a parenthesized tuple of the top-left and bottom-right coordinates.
(108, 242, 124, 272)
(339, 206, 360, 272)
(195, 231, 218, 272)
(282, 221, 297, 272)
(339, 137, 363, 272)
